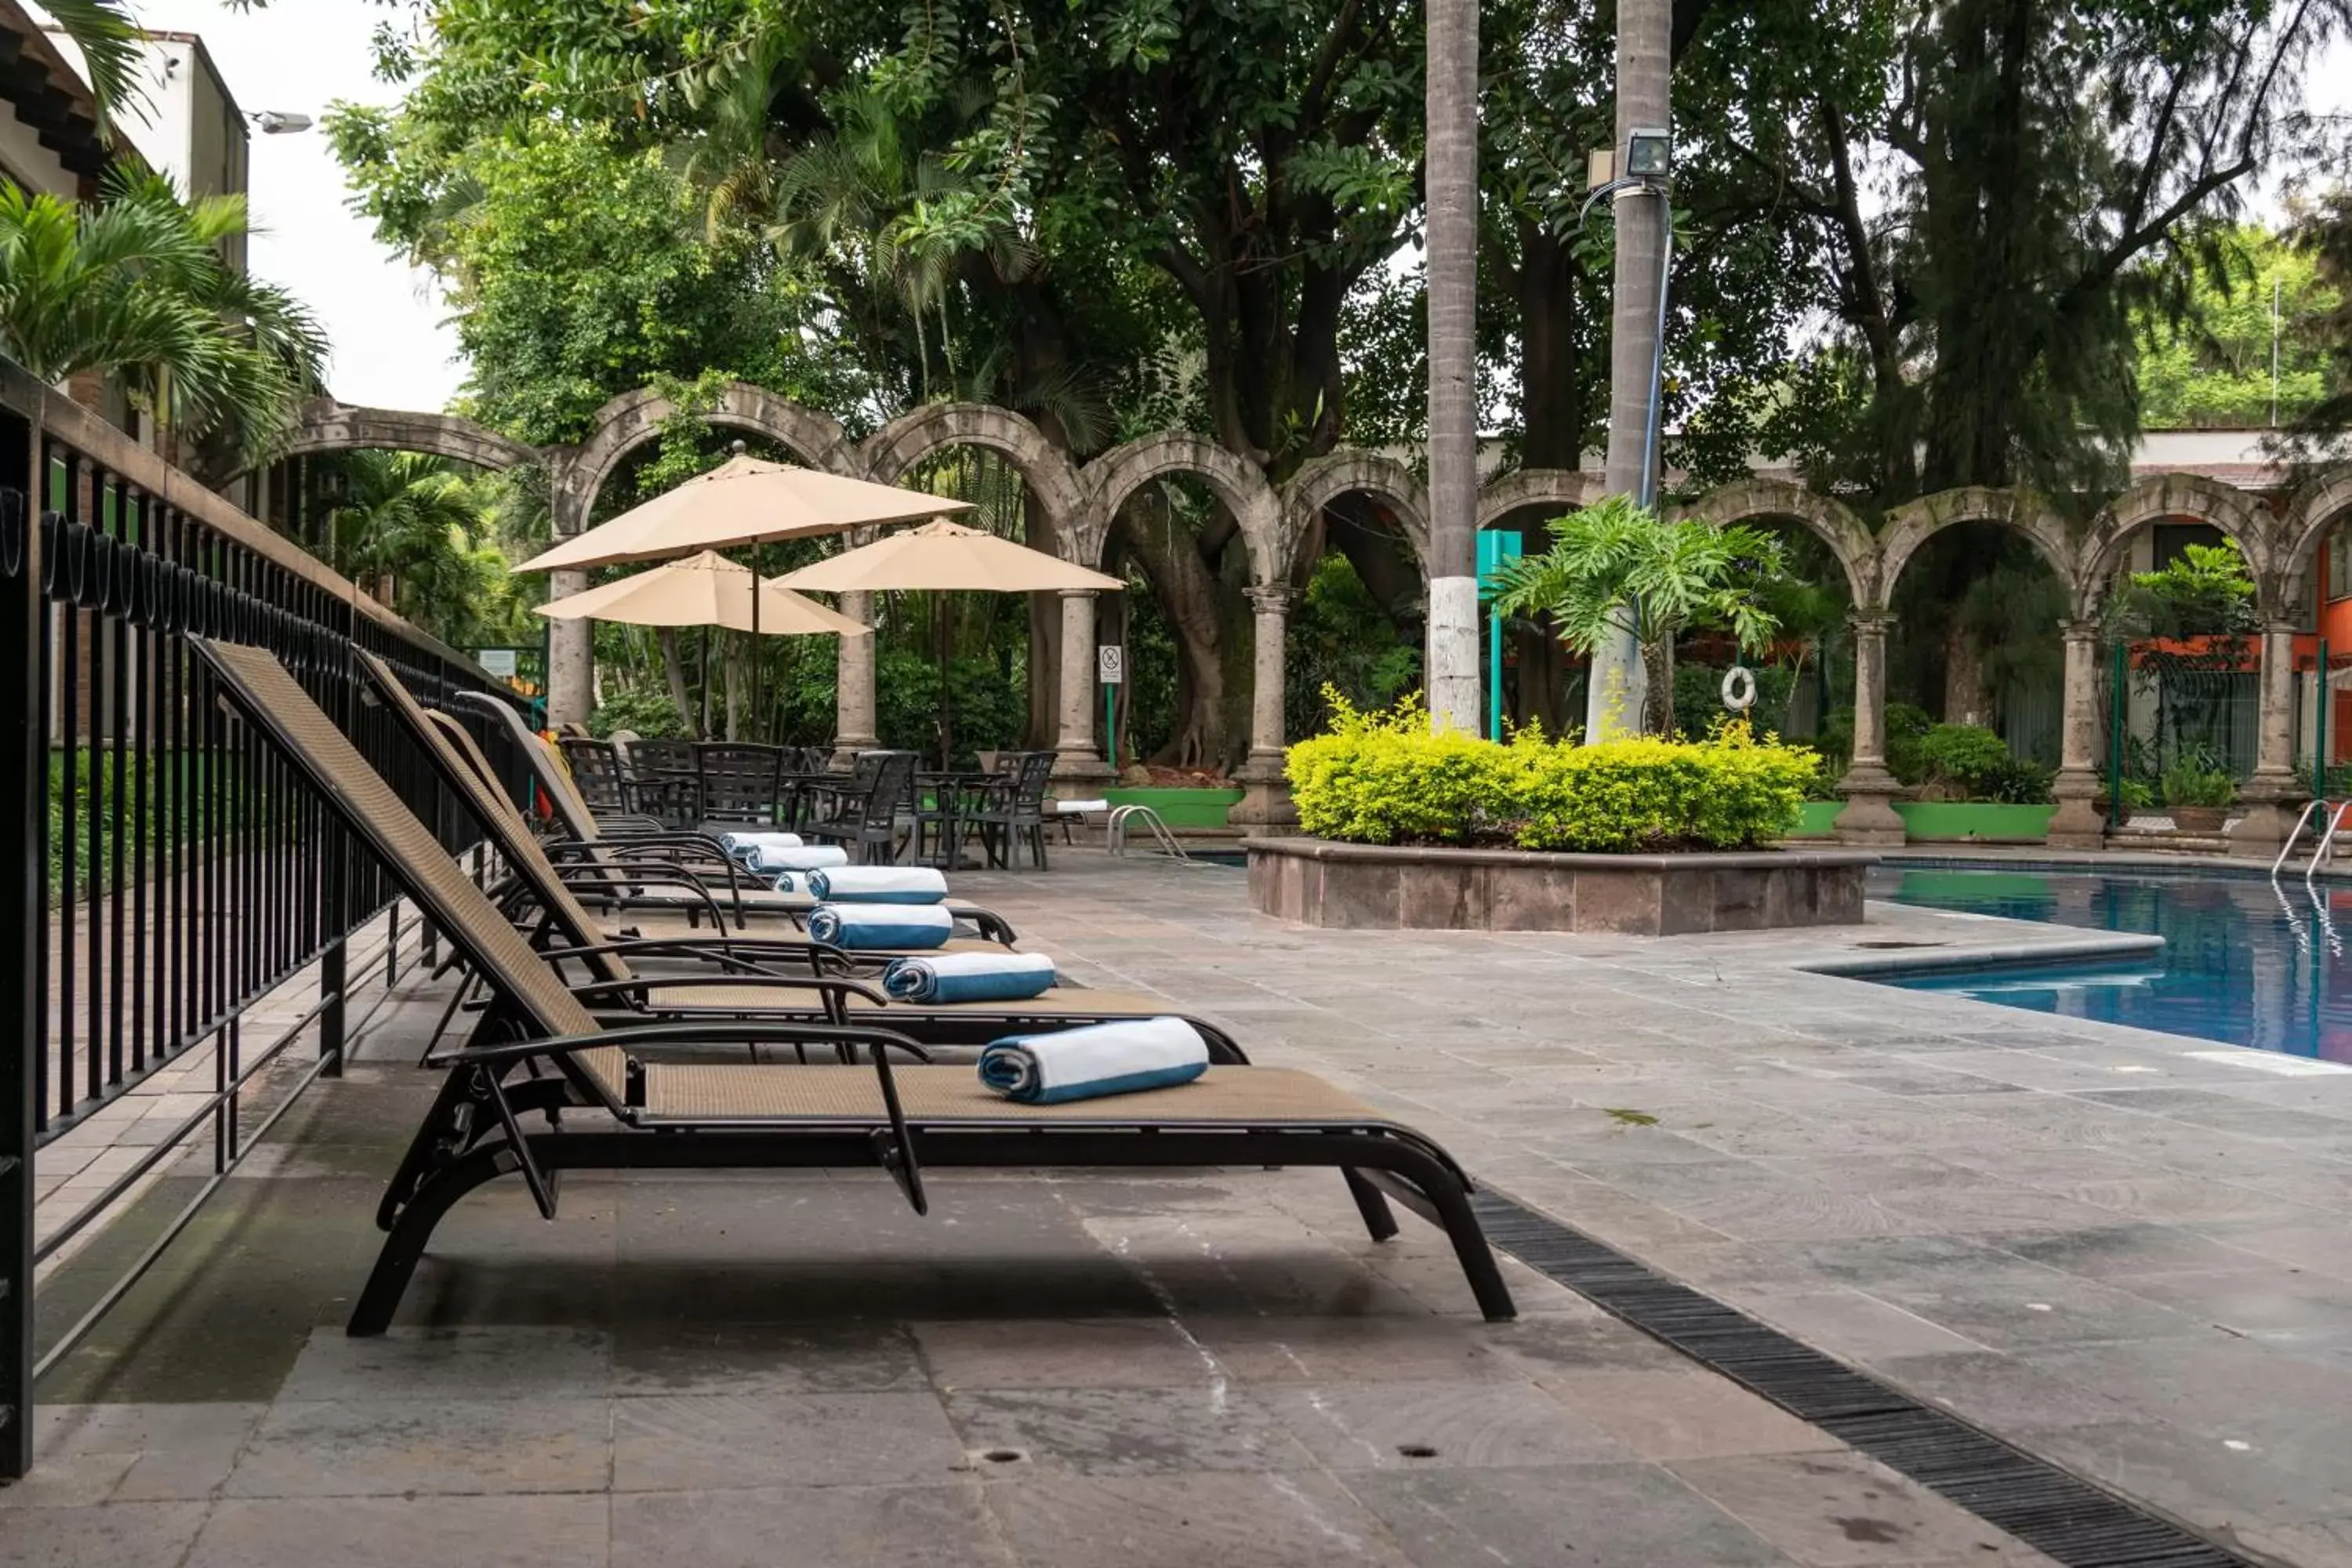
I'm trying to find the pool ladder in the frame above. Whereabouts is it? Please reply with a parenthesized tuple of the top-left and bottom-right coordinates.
(1105, 804, 1192, 863)
(2273, 798, 2352, 883)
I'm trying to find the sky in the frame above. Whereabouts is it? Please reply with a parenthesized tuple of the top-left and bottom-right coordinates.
(100, 0, 468, 412)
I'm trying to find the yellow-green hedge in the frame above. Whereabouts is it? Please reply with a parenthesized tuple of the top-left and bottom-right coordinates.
(1287, 694, 1821, 852)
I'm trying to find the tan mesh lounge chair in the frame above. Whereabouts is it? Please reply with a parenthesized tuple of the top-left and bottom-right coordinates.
(451, 690, 1017, 944)
(190, 637, 1518, 1334)
(355, 650, 1247, 1055)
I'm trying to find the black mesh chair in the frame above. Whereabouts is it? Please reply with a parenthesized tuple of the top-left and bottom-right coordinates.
(623, 737, 702, 829)
(801, 750, 919, 863)
(697, 742, 784, 831)
(969, 751, 1058, 869)
(557, 738, 635, 821)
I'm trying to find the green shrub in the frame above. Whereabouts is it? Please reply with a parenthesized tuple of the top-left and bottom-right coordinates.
(588, 688, 687, 739)
(1913, 724, 2053, 804)
(1883, 702, 1936, 784)
(2160, 752, 2237, 808)
(1287, 691, 1820, 853)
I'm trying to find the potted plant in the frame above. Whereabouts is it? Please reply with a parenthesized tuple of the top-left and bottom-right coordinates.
(2161, 750, 2237, 833)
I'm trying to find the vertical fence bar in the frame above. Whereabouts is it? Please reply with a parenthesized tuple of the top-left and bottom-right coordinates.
(2108, 640, 2128, 831)
(2318, 639, 2330, 803)
(2, 408, 44, 1479)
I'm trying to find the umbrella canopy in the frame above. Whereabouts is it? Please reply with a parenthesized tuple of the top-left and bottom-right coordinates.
(514, 452, 974, 573)
(775, 520, 1123, 594)
(532, 551, 870, 637)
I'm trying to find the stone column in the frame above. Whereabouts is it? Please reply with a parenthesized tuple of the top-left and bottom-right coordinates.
(832, 590, 879, 764)
(1052, 589, 1112, 784)
(2228, 620, 2304, 852)
(2046, 620, 2106, 850)
(1834, 613, 1907, 846)
(541, 474, 595, 729)
(1229, 584, 1297, 828)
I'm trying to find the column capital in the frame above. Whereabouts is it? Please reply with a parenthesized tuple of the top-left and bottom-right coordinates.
(1846, 611, 1894, 637)
(1245, 584, 1298, 614)
(1055, 586, 1098, 601)
(2060, 618, 2103, 644)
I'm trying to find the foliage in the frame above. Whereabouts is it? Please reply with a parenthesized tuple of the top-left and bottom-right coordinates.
(1286, 691, 1820, 852)
(1286, 554, 1422, 740)
(2160, 749, 2238, 809)
(1915, 724, 2053, 804)
(2108, 539, 2259, 637)
(588, 690, 690, 740)
(325, 452, 536, 648)
(1672, 662, 1797, 742)
(0, 170, 326, 466)
(2134, 226, 2342, 430)
(46, 749, 252, 898)
(1882, 702, 1938, 785)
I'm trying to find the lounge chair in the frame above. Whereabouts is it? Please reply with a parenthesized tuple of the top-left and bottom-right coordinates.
(358, 651, 1247, 1055)
(452, 691, 1017, 944)
(189, 636, 1518, 1334)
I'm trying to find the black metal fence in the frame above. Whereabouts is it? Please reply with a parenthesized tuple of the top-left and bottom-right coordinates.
(0, 362, 528, 1479)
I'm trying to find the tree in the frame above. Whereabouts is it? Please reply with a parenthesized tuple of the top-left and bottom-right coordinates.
(0, 170, 327, 465)
(2135, 226, 2342, 429)
(1486, 495, 1785, 735)
(326, 451, 532, 648)
(1425, 0, 1480, 731)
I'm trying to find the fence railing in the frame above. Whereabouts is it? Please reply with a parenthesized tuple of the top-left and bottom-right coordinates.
(0, 361, 528, 1479)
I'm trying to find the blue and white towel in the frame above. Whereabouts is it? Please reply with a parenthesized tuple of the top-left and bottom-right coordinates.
(884, 951, 1056, 1004)
(978, 1017, 1209, 1105)
(808, 866, 949, 905)
(1050, 799, 1109, 815)
(720, 829, 802, 856)
(740, 843, 848, 876)
(807, 901, 954, 951)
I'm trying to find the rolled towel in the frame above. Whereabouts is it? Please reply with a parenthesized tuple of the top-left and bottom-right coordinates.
(720, 829, 802, 855)
(1051, 799, 1109, 815)
(884, 951, 1056, 1004)
(742, 843, 849, 874)
(978, 1018, 1209, 1104)
(807, 902, 954, 951)
(808, 866, 949, 905)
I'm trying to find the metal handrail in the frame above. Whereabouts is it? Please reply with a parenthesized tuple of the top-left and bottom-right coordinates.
(2274, 799, 2332, 878)
(2305, 801, 2352, 885)
(1105, 804, 1191, 862)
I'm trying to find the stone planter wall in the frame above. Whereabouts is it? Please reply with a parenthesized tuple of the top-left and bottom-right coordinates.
(1247, 838, 1875, 935)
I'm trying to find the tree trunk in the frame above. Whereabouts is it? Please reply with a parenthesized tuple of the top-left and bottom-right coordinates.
(1425, 0, 1481, 731)
(658, 627, 698, 739)
(1592, 0, 1673, 740)
(1641, 636, 1676, 736)
(1115, 488, 1250, 772)
(1943, 623, 1992, 728)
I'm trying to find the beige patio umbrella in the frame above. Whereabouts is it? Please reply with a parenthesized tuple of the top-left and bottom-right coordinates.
(532, 550, 869, 637)
(512, 449, 975, 575)
(779, 521, 1123, 769)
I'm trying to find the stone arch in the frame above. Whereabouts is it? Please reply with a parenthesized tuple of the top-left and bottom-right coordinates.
(554, 381, 858, 535)
(1083, 432, 1287, 583)
(1678, 478, 1878, 607)
(1876, 487, 2074, 613)
(860, 401, 1090, 561)
(1283, 448, 1432, 571)
(1475, 468, 1604, 533)
(258, 400, 539, 477)
(2271, 466, 2352, 618)
(2074, 473, 2275, 618)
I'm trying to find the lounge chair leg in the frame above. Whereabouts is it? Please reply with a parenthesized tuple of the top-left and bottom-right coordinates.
(350, 1141, 525, 1336)
(1356, 1156, 1518, 1323)
(1341, 1168, 1400, 1243)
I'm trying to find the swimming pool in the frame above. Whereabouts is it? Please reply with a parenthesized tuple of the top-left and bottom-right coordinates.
(1871, 866, 2352, 1062)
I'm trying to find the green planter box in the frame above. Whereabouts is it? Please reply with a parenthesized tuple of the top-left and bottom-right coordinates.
(1788, 801, 1846, 838)
(1101, 787, 1243, 829)
(1891, 802, 2057, 843)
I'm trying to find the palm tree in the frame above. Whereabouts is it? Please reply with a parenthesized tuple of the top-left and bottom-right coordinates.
(1486, 496, 1786, 736)
(1424, 0, 1480, 732)
(40, 0, 142, 125)
(328, 452, 514, 644)
(0, 169, 328, 465)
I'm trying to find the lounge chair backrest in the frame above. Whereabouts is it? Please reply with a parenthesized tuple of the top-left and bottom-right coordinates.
(358, 652, 639, 989)
(1014, 750, 1055, 810)
(867, 750, 919, 818)
(698, 742, 782, 825)
(191, 640, 625, 1099)
(457, 691, 604, 844)
(558, 737, 633, 816)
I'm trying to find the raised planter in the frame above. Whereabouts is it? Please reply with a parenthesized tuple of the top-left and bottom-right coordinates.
(1891, 802, 2058, 843)
(1788, 800, 1846, 838)
(1247, 837, 1875, 935)
(1102, 786, 1243, 829)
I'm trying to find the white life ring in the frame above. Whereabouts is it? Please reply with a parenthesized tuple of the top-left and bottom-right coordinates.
(1720, 666, 1757, 712)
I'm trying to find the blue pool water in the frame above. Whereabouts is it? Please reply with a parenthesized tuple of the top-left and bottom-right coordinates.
(1871, 866, 2352, 1062)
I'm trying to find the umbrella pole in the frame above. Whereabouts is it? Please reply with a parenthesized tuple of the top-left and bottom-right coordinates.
(750, 546, 764, 742)
(936, 592, 953, 772)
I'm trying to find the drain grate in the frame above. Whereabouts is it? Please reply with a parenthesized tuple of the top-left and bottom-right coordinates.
(1473, 1190, 2258, 1568)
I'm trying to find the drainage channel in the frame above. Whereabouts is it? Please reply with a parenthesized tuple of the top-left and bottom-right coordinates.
(1472, 1190, 2259, 1568)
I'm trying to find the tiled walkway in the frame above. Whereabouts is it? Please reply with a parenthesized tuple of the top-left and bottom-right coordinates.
(10, 851, 2350, 1565)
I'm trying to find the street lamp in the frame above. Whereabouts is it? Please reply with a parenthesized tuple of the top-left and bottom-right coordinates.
(1579, 132, 1675, 511)
(246, 111, 313, 135)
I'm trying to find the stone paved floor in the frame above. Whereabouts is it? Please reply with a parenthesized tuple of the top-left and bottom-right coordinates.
(9, 851, 2349, 1565)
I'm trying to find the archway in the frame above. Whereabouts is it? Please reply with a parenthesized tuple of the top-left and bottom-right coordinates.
(1282, 450, 1432, 740)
